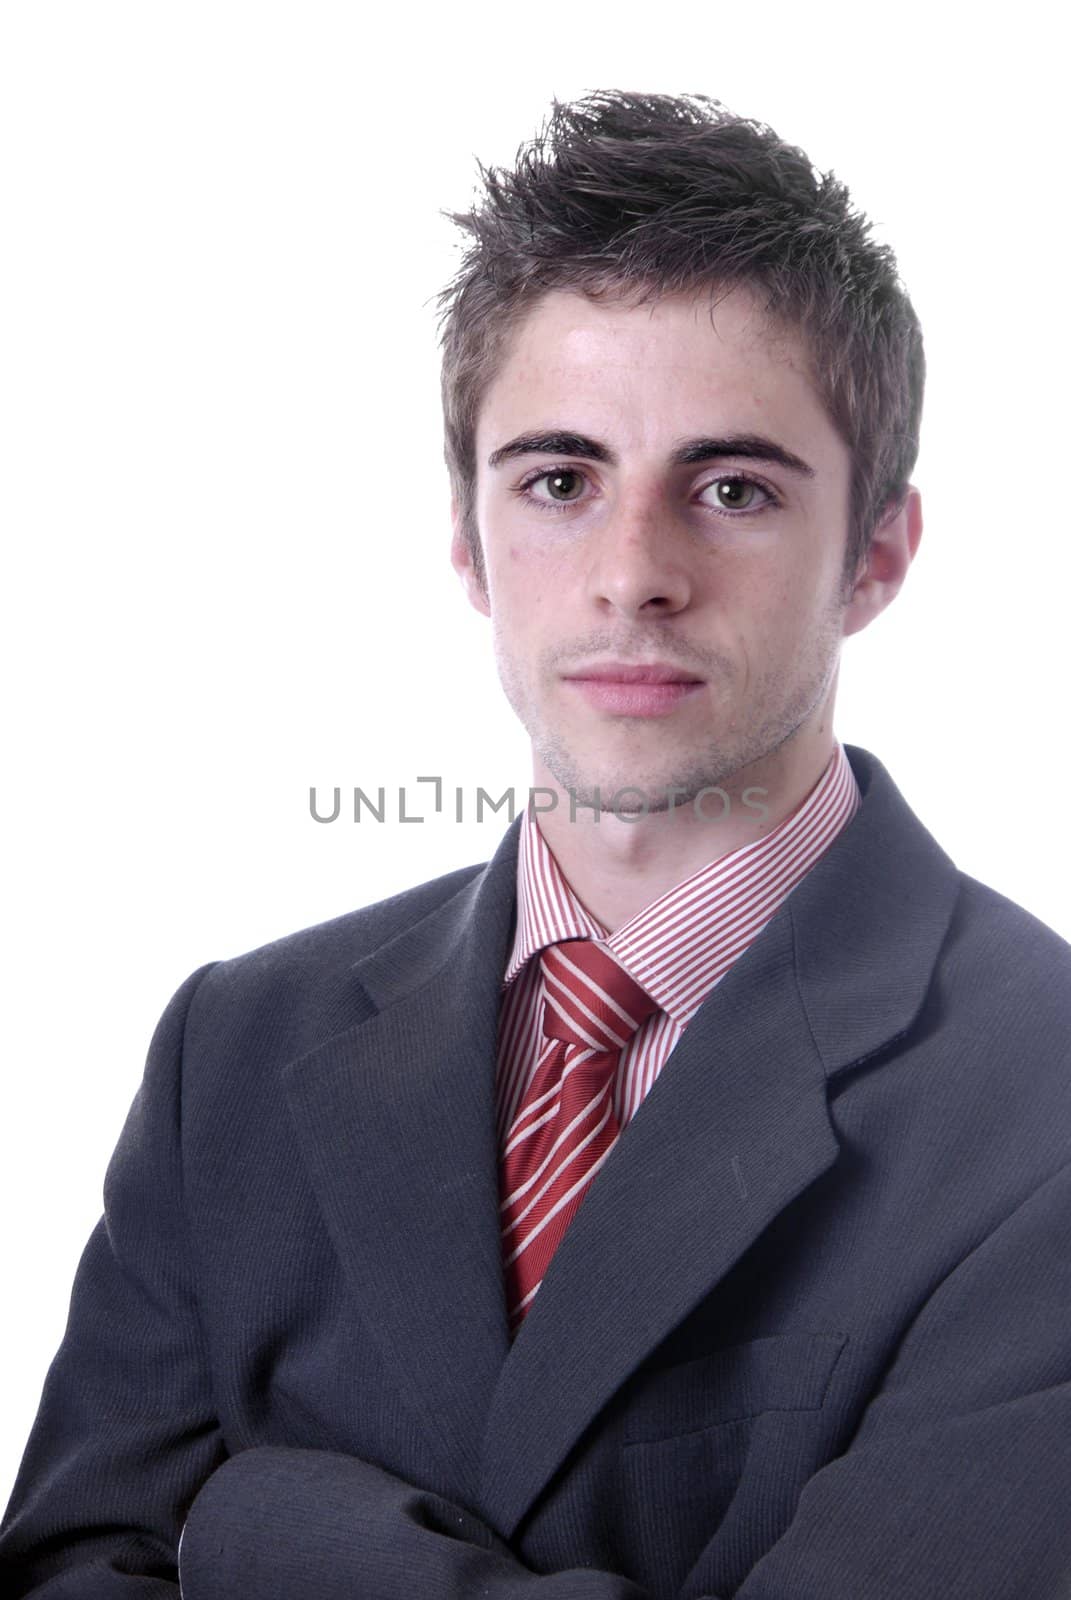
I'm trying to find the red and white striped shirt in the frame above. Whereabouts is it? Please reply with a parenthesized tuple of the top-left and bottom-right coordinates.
(495, 743, 861, 1146)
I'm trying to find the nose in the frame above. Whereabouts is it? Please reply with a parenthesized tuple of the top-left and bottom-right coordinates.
(585, 500, 693, 619)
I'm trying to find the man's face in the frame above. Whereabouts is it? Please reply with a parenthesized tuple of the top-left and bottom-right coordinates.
(453, 285, 864, 813)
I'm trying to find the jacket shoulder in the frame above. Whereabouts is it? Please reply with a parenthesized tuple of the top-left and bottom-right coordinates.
(224, 857, 487, 972)
(941, 871, 1071, 1065)
(952, 872, 1071, 982)
(178, 857, 491, 1062)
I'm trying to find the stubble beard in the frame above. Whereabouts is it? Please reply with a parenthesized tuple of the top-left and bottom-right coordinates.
(497, 609, 845, 819)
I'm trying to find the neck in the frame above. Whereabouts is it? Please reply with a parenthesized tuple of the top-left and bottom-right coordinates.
(530, 728, 838, 934)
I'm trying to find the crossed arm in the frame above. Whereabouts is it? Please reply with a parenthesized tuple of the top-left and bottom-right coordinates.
(2, 969, 1070, 1599)
(175, 1361, 1071, 1600)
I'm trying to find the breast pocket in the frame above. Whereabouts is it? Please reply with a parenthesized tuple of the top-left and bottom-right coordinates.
(614, 1332, 848, 1597)
(621, 1330, 848, 1442)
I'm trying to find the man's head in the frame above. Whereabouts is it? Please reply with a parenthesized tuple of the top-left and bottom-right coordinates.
(437, 90, 924, 597)
(438, 92, 923, 819)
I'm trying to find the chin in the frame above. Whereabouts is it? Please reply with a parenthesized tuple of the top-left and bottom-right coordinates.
(546, 769, 696, 818)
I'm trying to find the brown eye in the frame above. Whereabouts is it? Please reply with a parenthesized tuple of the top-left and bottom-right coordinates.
(516, 466, 594, 515)
(543, 469, 585, 502)
(715, 478, 759, 509)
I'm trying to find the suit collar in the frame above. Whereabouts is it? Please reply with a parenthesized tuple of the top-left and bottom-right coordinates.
(792, 744, 960, 1078)
(283, 743, 960, 1532)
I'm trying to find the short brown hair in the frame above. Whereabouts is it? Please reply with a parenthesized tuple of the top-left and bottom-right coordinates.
(436, 90, 924, 592)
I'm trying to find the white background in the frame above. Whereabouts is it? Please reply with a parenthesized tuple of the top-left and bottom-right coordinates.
(1, 1, 1068, 1511)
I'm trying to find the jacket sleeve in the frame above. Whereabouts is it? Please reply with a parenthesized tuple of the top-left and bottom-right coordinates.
(0, 964, 227, 1598)
(176, 1161, 1071, 1600)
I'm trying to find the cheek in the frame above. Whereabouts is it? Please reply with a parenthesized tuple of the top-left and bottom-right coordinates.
(718, 575, 820, 678)
(489, 540, 564, 610)
(749, 548, 826, 624)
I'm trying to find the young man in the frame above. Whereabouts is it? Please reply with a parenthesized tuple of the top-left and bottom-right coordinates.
(3, 90, 1069, 1600)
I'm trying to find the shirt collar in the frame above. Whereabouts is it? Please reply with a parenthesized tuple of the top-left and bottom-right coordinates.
(504, 742, 861, 1025)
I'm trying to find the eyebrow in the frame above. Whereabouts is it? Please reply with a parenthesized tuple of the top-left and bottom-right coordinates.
(486, 429, 816, 478)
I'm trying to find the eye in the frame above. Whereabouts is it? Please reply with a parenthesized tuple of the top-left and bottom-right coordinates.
(700, 475, 776, 513)
(516, 467, 590, 510)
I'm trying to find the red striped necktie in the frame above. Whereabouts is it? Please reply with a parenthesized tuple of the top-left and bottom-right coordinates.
(499, 939, 660, 1334)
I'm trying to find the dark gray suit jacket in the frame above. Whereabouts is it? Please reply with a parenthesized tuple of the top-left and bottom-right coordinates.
(2, 744, 1070, 1598)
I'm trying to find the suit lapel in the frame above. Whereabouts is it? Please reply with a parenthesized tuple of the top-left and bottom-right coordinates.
(283, 823, 522, 1505)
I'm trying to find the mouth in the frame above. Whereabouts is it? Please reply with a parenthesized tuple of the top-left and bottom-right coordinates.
(562, 662, 704, 718)
(564, 661, 704, 686)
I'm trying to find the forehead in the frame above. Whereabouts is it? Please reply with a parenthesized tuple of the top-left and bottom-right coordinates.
(475, 284, 833, 459)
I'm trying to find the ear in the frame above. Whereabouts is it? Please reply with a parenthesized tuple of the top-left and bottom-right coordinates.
(841, 486, 923, 640)
(450, 497, 491, 617)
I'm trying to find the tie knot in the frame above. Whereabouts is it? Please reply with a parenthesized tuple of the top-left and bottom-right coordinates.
(539, 939, 659, 1055)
